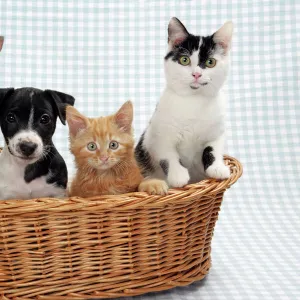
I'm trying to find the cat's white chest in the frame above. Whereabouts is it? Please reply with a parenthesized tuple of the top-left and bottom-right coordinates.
(177, 118, 223, 167)
(157, 89, 225, 138)
(152, 89, 226, 166)
(180, 113, 224, 140)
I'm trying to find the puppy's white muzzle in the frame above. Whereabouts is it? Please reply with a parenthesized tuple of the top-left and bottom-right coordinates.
(8, 130, 44, 163)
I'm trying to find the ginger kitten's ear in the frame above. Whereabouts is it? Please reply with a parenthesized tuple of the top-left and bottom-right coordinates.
(213, 21, 234, 54)
(114, 101, 133, 133)
(66, 106, 89, 137)
(168, 17, 189, 48)
(0, 36, 4, 52)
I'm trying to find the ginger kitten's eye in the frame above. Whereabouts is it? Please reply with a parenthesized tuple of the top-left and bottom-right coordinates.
(179, 56, 190, 66)
(87, 142, 97, 151)
(205, 58, 217, 68)
(109, 141, 119, 150)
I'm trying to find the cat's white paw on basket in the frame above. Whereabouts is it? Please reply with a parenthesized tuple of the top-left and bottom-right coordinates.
(206, 163, 231, 180)
(167, 164, 190, 187)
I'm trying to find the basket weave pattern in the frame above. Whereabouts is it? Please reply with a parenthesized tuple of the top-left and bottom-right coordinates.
(0, 155, 242, 299)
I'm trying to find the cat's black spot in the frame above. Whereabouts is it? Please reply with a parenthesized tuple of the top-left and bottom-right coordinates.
(165, 51, 175, 60)
(165, 35, 200, 62)
(159, 159, 169, 176)
(202, 146, 215, 171)
(198, 35, 216, 68)
(178, 35, 200, 54)
(135, 132, 155, 175)
(164, 33, 217, 69)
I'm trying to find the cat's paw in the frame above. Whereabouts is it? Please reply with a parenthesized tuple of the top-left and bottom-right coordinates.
(138, 179, 169, 195)
(167, 166, 190, 188)
(205, 162, 230, 180)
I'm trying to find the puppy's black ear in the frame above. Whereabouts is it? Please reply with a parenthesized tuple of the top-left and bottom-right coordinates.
(45, 90, 75, 125)
(0, 88, 14, 116)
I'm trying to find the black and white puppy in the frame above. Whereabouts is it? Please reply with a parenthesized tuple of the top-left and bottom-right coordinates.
(0, 88, 75, 200)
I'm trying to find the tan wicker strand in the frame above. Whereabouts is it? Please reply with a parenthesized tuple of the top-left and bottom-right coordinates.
(0, 152, 242, 299)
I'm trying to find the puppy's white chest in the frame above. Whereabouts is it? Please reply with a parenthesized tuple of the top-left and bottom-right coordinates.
(0, 170, 30, 200)
(0, 162, 65, 200)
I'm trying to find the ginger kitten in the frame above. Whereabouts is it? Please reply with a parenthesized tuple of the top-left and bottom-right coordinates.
(66, 101, 168, 197)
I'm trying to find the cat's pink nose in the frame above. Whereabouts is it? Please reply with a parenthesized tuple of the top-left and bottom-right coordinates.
(193, 72, 202, 80)
(100, 156, 108, 162)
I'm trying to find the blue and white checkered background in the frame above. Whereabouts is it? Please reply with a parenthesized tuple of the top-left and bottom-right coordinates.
(0, 1, 299, 299)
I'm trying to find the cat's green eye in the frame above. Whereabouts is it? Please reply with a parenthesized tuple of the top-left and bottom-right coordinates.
(179, 56, 190, 66)
(87, 142, 97, 151)
(205, 58, 217, 68)
(109, 141, 119, 150)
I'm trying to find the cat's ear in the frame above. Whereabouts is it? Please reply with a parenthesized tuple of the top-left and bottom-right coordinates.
(114, 101, 133, 133)
(0, 36, 4, 52)
(168, 17, 189, 47)
(66, 106, 89, 137)
(213, 21, 233, 54)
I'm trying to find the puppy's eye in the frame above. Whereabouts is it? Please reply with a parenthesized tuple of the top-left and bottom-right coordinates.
(6, 113, 16, 123)
(87, 142, 97, 151)
(40, 114, 51, 124)
(205, 58, 217, 68)
(179, 56, 190, 66)
(109, 141, 119, 150)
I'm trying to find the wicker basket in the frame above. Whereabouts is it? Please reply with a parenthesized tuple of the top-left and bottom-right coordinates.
(0, 154, 242, 299)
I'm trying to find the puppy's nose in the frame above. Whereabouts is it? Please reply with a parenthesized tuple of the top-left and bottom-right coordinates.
(19, 141, 37, 156)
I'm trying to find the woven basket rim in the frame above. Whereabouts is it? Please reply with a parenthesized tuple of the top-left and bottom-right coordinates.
(0, 153, 242, 213)
(0, 151, 242, 299)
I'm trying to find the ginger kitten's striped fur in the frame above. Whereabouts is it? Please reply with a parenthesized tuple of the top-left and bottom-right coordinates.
(66, 101, 168, 197)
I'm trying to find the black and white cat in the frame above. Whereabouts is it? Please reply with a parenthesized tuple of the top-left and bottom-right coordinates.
(135, 17, 233, 188)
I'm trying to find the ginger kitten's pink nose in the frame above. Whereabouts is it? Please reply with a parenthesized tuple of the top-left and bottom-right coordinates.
(100, 156, 109, 162)
(193, 72, 201, 80)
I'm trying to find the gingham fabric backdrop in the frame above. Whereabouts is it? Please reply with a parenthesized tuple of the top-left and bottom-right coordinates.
(0, 1, 299, 299)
